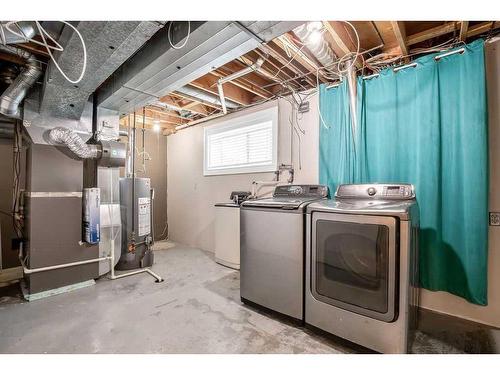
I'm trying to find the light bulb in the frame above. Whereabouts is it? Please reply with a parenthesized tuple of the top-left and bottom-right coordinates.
(153, 120, 161, 132)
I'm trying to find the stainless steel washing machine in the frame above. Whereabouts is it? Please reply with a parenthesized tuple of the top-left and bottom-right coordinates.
(305, 183, 419, 353)
(240, 184, 328, 321)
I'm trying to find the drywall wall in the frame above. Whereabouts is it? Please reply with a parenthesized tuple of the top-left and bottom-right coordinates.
(167, 96, 319, 252)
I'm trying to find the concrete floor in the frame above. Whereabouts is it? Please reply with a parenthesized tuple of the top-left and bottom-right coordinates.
(0, 241, 498, 354)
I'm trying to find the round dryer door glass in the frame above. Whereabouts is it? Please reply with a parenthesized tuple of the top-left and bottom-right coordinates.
(314, 220, 390, 314)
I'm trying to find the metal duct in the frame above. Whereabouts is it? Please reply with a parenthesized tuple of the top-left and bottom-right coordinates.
(293, 23, 336, 70)
(175, 86, 239, 109)
(0, 45, 41, 118)
(49, 127, 100, 159)
(97, 21, 302, 113)
(0, 22, 36, 45)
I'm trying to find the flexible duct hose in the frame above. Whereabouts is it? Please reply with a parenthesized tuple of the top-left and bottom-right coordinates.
(49, 127, 100, 159)
(0, 44, 42, 118)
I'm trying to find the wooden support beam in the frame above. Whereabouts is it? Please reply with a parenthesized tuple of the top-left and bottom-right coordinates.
(189, 74, 254, 106)
(459, 21, 469, 42)
(467, 21, 499, 38)
(261, 43, 317, 87)
(137, 108, 186, 126)
(406, 22, 458, 46)
(219, 60, 274, 88)
(237, 53, 302, 94)
(406, 21, 500, 46)
(170, 91, 222, 111)
(322, 21, 363, 69)
(273, 35, 329, 83)
(158, 95, 211, 116)
(241, 51, 301, 89)
(323, 21, 351, 55)
(390, 21, 408, 55)
(211, 60, 275, 99)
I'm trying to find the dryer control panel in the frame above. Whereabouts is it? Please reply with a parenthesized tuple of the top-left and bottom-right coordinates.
(273, 184, 329, 198)
(336, 183, 415, 200)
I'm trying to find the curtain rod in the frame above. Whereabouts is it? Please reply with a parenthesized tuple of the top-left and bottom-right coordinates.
(434, 47, 465, 61)
(361, 46, 467, 80)
(393, 62, 417, 72)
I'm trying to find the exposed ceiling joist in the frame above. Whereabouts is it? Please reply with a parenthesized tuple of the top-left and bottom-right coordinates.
(189, 71, 255, 106)
(273, 35, 329, 83)
(260, 44, 317, 88)
(210, 70, 272, 99)
(134, 108, 187, 126)
(322, 21, 363, 69)
(158, 95, 211, 116)
(390, 21, 408, 55)
(170, 91, 222, 111)
(238, 53, 298, 92)
(467, 21, 500, 38)
(406, 22, 458, 46)
(459, 21, 469, 42)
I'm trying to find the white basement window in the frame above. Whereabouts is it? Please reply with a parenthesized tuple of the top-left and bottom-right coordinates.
(203, 106, 278, 176)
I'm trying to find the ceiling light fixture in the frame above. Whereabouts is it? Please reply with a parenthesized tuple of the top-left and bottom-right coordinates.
(153, 119, 161, 132)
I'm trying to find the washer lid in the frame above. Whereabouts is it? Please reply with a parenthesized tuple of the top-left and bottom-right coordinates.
(241, 196, 321, 210)
(307, 199, 416, 219)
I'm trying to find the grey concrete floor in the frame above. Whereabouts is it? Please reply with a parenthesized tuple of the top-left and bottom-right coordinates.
(0, 242, 498, 354)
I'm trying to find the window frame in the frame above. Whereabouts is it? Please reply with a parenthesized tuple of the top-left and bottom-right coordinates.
(203, 106, 278, 176)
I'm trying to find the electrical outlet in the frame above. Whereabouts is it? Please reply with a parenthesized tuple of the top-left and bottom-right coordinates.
(490, 212, 500, 226)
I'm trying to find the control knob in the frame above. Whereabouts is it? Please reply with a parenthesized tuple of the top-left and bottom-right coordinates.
(367, 187, 377, 196)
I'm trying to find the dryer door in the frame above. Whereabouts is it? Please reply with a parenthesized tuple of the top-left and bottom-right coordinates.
(311, 212, 398, 322)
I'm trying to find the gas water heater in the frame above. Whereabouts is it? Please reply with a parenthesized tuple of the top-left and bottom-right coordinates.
(116, 177, 154, 270)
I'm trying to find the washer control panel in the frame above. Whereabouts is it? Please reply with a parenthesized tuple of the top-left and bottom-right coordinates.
(273, 184, 329, 198)
(336, 184, 415, 200)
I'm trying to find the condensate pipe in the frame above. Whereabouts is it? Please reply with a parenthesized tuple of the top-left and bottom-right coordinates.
(18, 242, 111, 275)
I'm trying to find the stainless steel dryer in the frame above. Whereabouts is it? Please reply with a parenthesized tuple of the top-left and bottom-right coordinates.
(305, 183, 419, 353)
(240, 184, 328, 321)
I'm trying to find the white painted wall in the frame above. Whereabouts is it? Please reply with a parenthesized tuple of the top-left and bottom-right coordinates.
(167, 96, 319, 252)
(167, 40, 500, 328)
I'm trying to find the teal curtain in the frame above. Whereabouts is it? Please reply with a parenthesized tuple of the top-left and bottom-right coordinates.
(319, 81, 355, 196)
(319, 39, 489, 305)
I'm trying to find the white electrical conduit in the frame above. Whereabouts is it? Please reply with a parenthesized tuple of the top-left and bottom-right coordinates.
(18, 242, 111, 275)
(217, 58, 264, 114)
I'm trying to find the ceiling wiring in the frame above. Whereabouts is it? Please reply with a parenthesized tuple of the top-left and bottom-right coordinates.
(5, 21, 87, 84)
(168, 21, 191, 50)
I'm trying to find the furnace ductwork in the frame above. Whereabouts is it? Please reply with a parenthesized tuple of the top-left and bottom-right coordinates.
(49, 127, 101, 159)
(0, 44, 42, 118)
